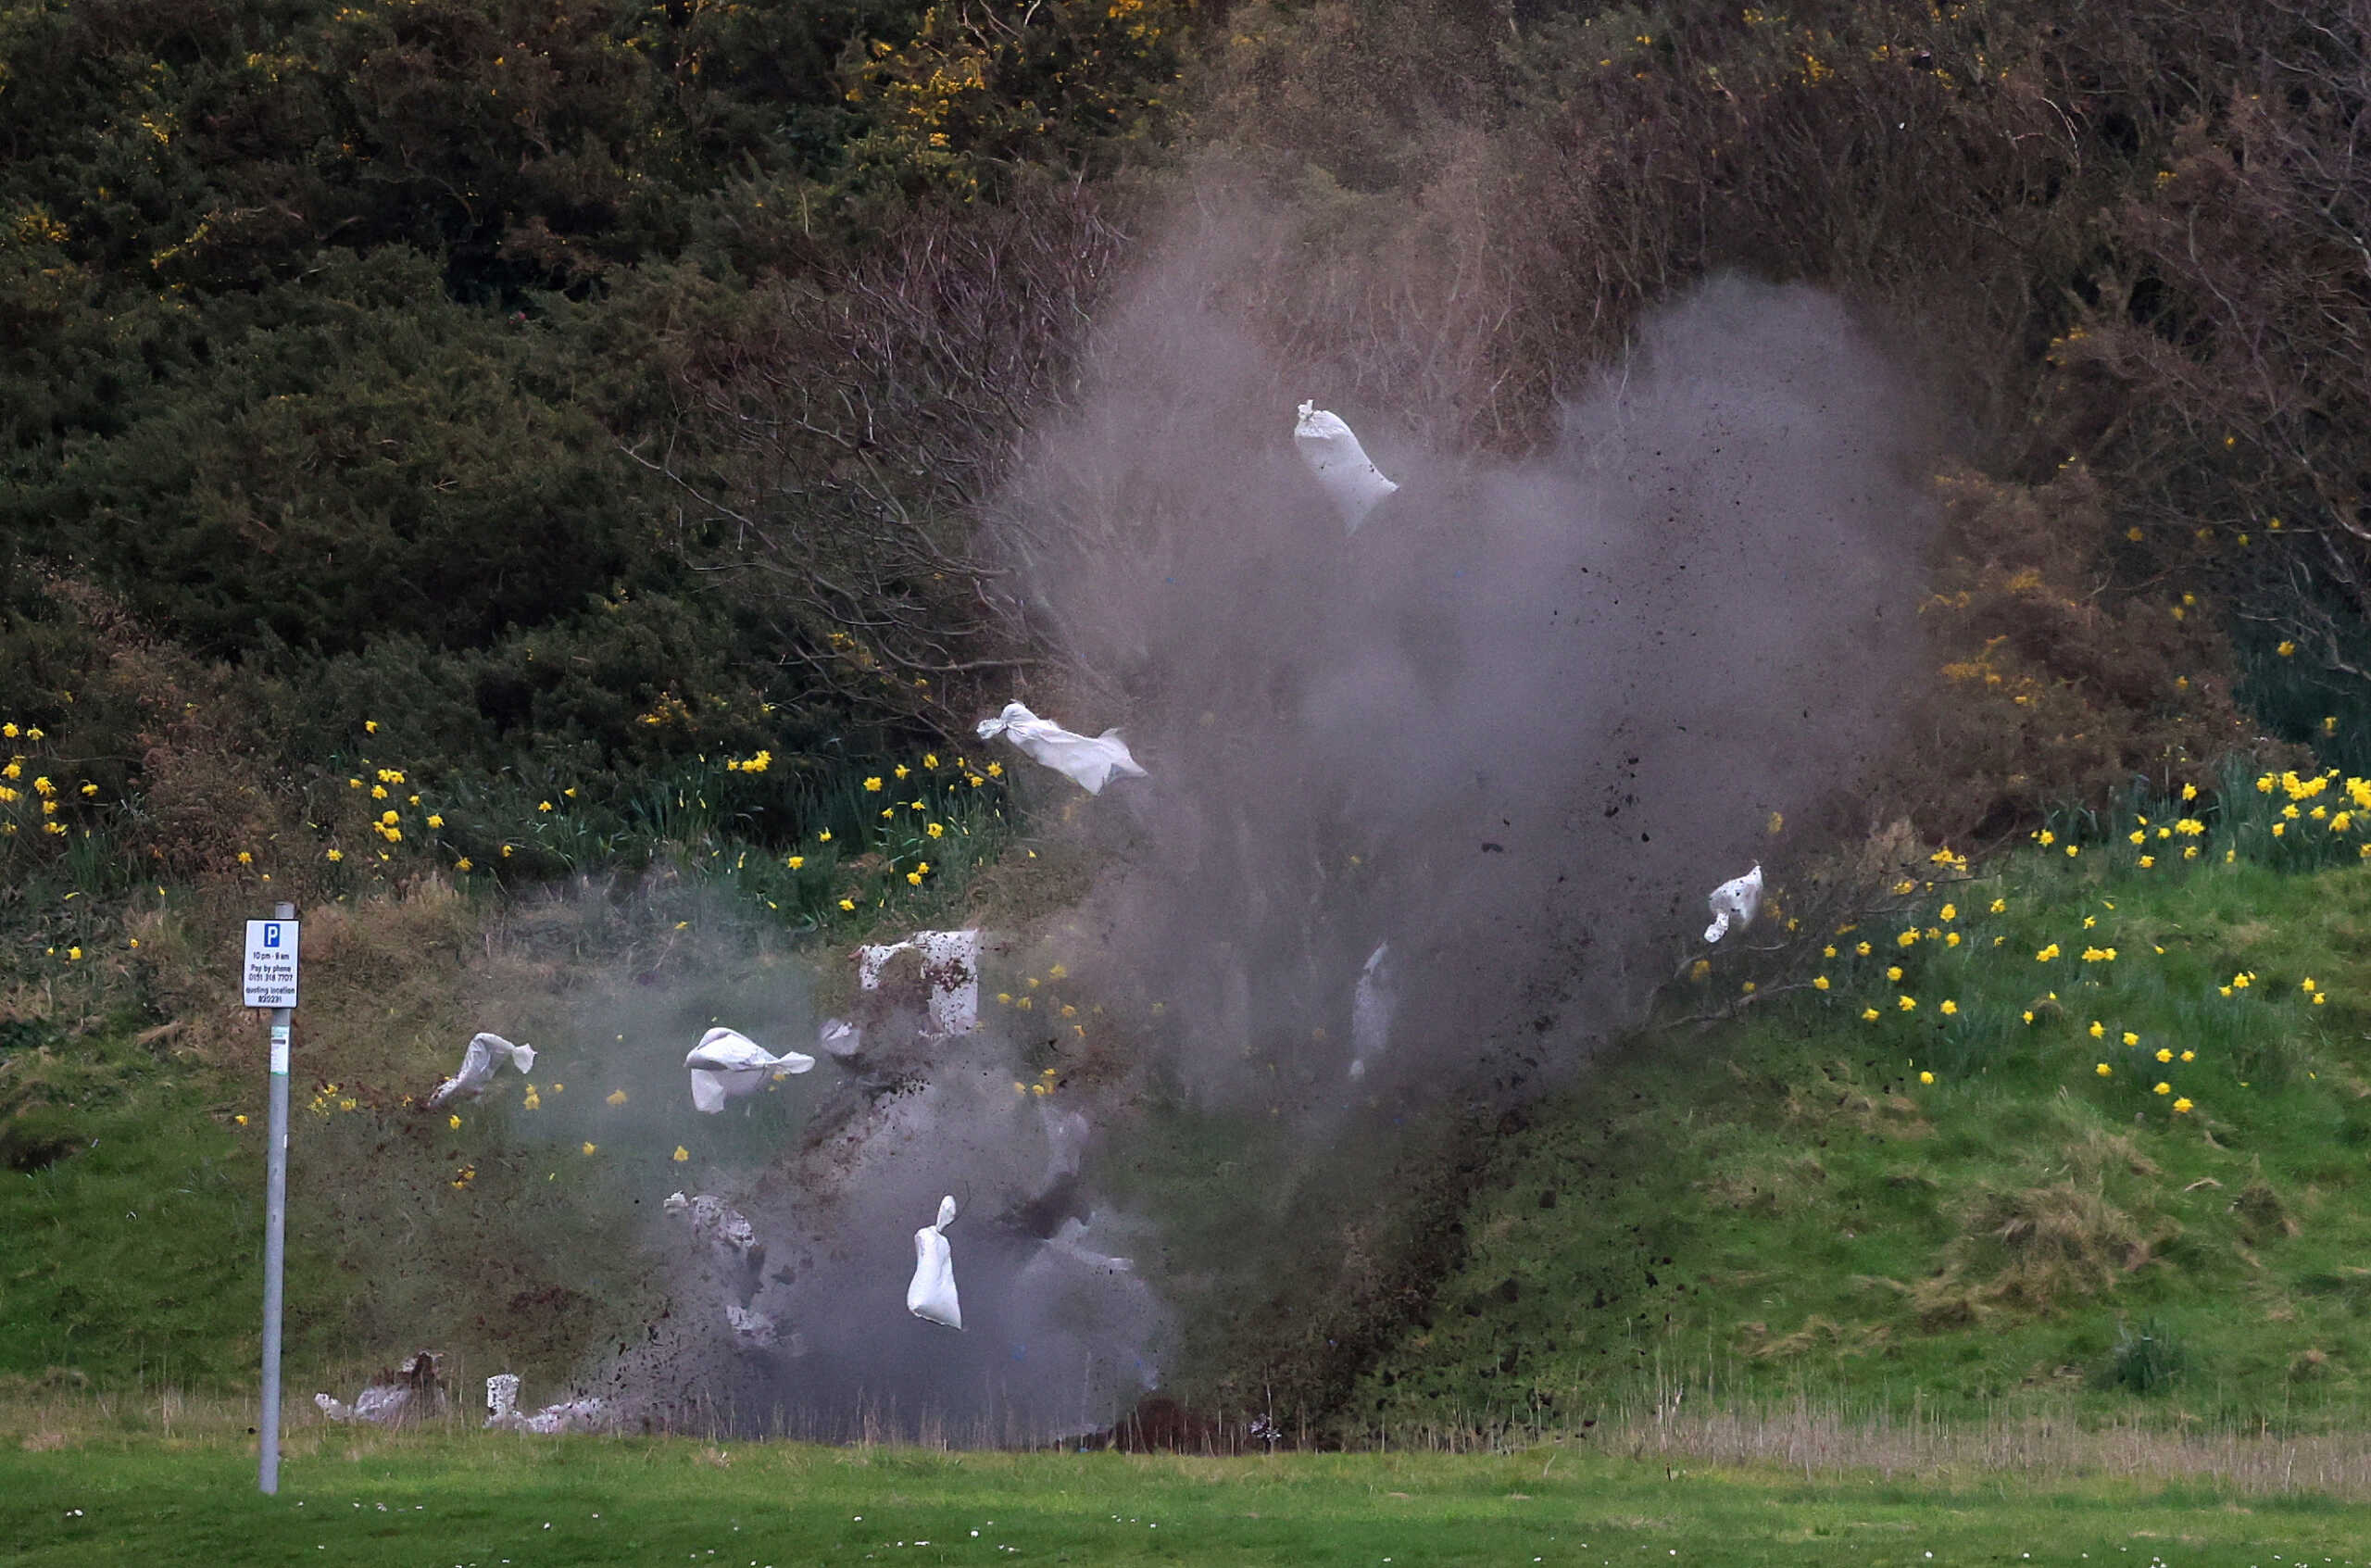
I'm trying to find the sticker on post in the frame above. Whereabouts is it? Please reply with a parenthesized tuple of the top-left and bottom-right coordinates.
(244, 920, 301, 1009)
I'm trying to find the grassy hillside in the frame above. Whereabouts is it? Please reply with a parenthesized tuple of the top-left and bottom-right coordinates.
(1361, 776, 2371, 1436)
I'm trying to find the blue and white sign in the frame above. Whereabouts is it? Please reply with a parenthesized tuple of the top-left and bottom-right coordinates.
(243, 919, 301, 1010)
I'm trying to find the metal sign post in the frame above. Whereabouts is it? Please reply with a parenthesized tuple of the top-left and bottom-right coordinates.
(245, 906, 300, 1495)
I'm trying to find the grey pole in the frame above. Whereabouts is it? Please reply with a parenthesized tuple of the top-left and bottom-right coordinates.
(259, 899, 295, 1495)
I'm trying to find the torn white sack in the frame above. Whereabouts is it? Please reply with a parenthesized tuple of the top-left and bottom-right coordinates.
(684, 1026, 815, 1114)
(975, 702, 1147, 795)
(483, 1374, 608, 1434)
(857, 929, 982, 1036)
(315, 1351, 445, 1427)
(907, 1194, 962, 1330)
(1348, 942, 1395, 1081)
(1703, 863, 1763, 944)
(1294, 401, 1399, 533)
(426, 1032, 536, 1109)
(663, 1190, 763, 1267)
(725, 1304, 779, 1349)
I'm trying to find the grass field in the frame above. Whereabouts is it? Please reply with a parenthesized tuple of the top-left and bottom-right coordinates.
(6, 1428, 2371, 1567)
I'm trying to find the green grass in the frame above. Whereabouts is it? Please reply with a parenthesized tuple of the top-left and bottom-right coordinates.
(4, 1431, 2370, 1566)
(1360, 819, 2371, 1436)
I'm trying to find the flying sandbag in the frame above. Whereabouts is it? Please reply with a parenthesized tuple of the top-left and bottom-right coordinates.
(1703, 863, 1763, 944)
(857, 929, 983, 1036)
(1294, 401, 1399, 533)
(975, 702, 1147, 795)
(907, 1194, 962, 1330)
(684, 1026, 815, 1114)
(427, 1032, 536, 1109)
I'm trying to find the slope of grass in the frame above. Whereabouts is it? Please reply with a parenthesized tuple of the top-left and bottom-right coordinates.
(0, 1022, 316, 1389)
(6, 1429, 2371, 1568)
(1360, 808, 2371, 1436)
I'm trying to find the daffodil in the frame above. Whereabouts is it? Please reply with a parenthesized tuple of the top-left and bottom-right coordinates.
(448, 1113, 462, 1130)
(786, 855, 805, 870)
(1938, 999, 1958, 1016)
(864, 776, 884, 792)
(1898, 995, 1916, 1012)
(582, 1141, 597, 1155)
(606, 1089, 628, 1107)
(1813, 975, 1830, 991)
(672, 1146, 690, 1162)
(2089, 1021, 2105, 1039)
(1886, 965, 1903, 983)
(1862, 1007, 1880, 1022)
(2153, 1082, 2171, 1096)
(1918, 1071, 1935, 1085)
(2095, 1062, 2113, 1077)
(2173, 1098, 2193, 1114)
(895, 764, 910, 780)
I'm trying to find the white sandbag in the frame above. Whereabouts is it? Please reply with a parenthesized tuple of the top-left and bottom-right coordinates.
(663, 1190, 762, 1268)
(1703, 863, 1763, 944)
(483, 1373, 608, 1434)
(1348, 942, 1394, 1081)
(426, 1031, 536, 1109)
(485, 1374, 521, 1425)
(314, 1352, 445, 1426)
(685, 1026, 815, 1114)
(517, 1398, 608, 1435)
(976, 702, 1147, 795)
(857, 930, 982, 1037)
(907, 1194, 962, 1330)
(1294, 401, 1399, 533)
(725, 1304, 779, 1349)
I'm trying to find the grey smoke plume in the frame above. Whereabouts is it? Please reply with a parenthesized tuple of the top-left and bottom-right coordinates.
(571, 236, 1937, 1442)
(995, 256, 1937, 1108)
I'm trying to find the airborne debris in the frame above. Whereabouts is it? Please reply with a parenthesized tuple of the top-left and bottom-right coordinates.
(975, 702, 1147, 794)
(684, 1026, 815, 1114)
(907, 1193, 962, 1330)
(1703, 863, 1764, 944)
(425, 1032, 536, 1108)
(1293, 400, 1399, 532)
